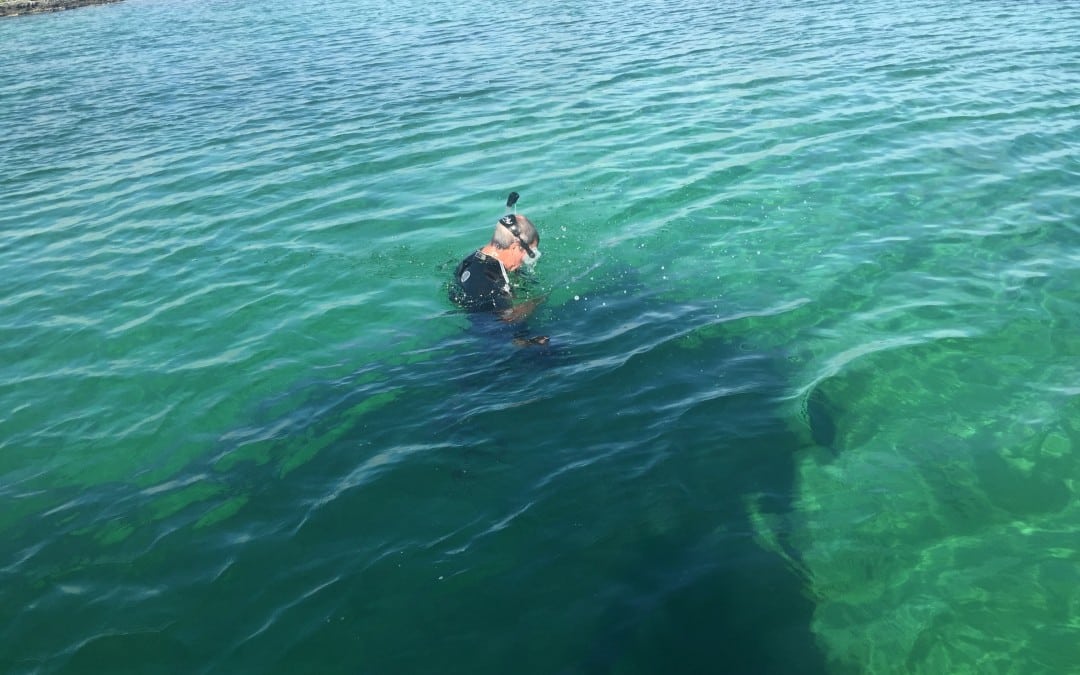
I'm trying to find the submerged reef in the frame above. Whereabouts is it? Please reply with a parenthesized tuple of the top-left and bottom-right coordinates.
(1, 0, 122, 17)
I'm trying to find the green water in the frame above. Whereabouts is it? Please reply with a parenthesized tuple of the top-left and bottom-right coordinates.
(2, 0, 1079, 672)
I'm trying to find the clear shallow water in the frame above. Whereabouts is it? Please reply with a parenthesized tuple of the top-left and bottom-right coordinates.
(2, 0, 1079, 672)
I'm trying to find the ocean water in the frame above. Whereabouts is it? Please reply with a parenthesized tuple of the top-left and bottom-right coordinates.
(2, 0, 1079, 672)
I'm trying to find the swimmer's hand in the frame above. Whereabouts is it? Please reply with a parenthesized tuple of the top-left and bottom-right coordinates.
(512, 335, 550, 347)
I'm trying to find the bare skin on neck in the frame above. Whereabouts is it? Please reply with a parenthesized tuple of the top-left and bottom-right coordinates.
(480, 241, 530, 273)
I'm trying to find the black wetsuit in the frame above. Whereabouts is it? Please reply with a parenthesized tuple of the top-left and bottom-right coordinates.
(449, 250, 512, 313)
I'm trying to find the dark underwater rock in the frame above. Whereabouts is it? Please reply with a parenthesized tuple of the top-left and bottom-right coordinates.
(0, 0, 122, 17)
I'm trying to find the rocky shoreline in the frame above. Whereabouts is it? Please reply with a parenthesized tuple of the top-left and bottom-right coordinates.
(0, 0, 123, 17)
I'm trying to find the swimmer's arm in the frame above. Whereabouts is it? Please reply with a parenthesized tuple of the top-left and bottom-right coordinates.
(499, 295, 547, 323)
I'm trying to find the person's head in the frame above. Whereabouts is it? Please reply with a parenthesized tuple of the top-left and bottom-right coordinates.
(490, 213, 540, 272)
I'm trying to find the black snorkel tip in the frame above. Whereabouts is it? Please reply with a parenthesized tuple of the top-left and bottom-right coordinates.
(506, 191, 520, 208)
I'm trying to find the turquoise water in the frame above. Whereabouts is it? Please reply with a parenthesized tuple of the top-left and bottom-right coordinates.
(2, 0, 1079, 672)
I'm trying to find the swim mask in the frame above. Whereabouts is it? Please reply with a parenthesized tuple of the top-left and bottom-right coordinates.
(521, 246, 541, 271)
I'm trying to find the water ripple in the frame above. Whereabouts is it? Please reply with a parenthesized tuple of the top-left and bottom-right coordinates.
(2, 0, 1079, 672)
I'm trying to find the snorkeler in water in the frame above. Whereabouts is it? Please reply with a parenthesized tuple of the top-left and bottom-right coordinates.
(449, 192, 548, 344)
